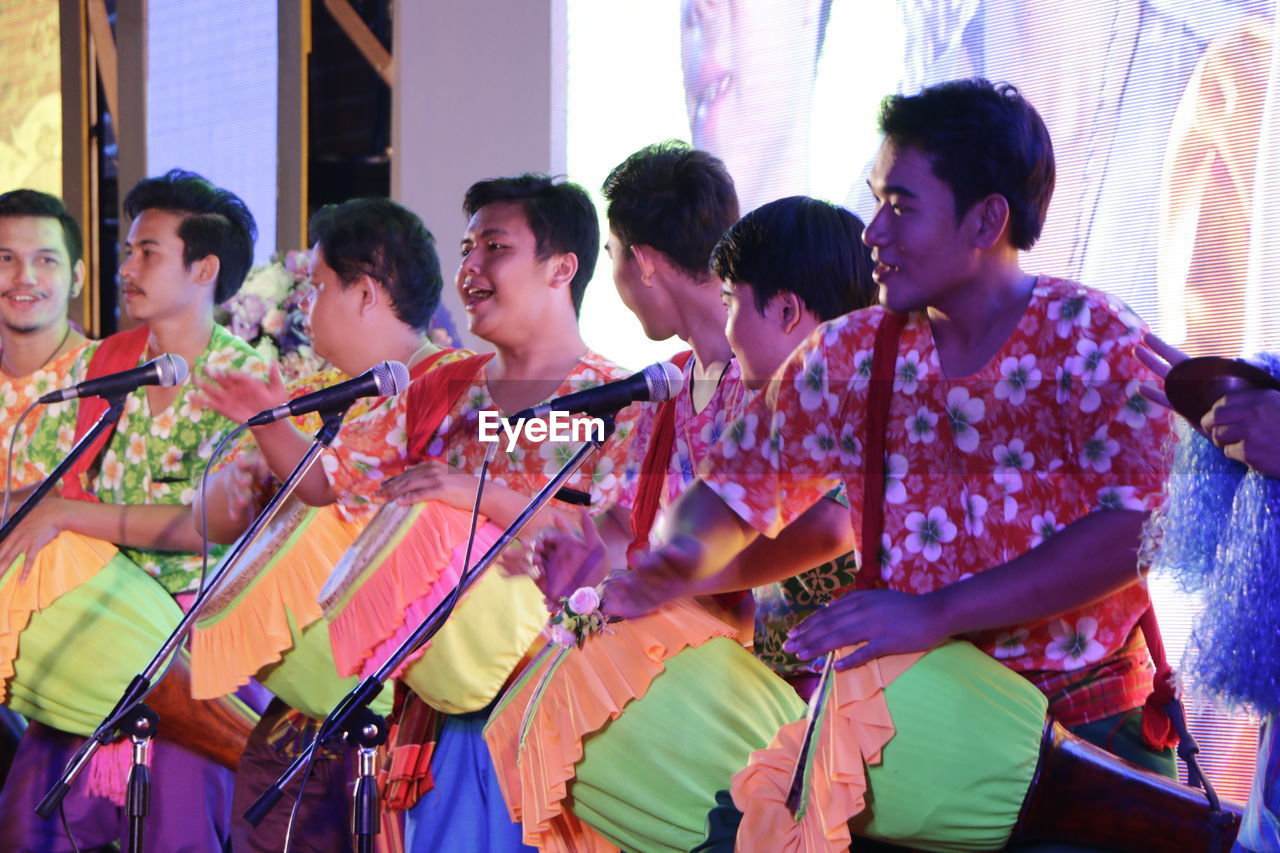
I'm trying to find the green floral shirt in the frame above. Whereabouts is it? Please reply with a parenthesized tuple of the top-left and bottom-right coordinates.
(25, 325, 268, 593)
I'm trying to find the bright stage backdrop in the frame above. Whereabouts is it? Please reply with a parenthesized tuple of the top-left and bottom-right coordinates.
(0, 0, 62, 196)
(566, 0, 1279, 799)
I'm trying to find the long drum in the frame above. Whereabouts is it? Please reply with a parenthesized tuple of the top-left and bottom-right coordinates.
(191, 497, 391, 720)
(484, 598, 807, 853)
(320, 499, 547, 715)
(0, 530, 256, 769)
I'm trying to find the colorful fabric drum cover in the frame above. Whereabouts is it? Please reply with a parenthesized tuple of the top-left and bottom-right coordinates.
(191, 497, 388, 721)
(0, 530, 181, 736)
(484, 598, 807, 853)
(732, 640, 1048, 853)
(320, 499, 546, 715)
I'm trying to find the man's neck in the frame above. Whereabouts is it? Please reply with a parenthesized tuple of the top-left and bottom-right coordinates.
(486, 310, 588, 413)
(146, 311, 216, 368)
(671, 274, 733, 379)
(1, 322, 76, 378)
(339, 324, 434, 378)
(927, 261, 1035, 379)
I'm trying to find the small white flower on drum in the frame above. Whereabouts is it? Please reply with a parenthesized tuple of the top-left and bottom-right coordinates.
(567, 586, 601, 616)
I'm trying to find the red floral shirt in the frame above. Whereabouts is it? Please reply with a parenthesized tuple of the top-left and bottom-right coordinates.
(700, 278, 1172, 690)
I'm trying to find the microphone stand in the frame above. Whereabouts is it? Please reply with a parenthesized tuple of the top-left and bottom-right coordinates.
(0, 394, 127, 538)
(35, 407, 353, 848)
(245, 415, 618, 849)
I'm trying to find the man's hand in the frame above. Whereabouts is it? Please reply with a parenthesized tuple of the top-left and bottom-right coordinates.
(1, 497, 71, 583)
(377, 460, 479, 510)
(523, 510, 610, 609)
(1136, 332, 1189, 412)
(604, 534, 708, 620)
(1202, 389, 1280, 477)
(784, 589, 949, 671)
(191, 363, 288, 425)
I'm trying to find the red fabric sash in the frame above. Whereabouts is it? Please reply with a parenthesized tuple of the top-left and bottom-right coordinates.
(59, 326, 150, 502)
(854, 312, 906, 590)
(628, 349, 696, 556)
(404, 351, 494, 462)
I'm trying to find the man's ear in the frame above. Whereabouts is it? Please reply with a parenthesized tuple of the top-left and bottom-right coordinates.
(190, 254, 221, 288)
(772, 291, 805, 335)
(965, 194, 1012, 250)
(70, 259, 85, 299)
(629, 244, 660, 285)
(352, 273, 381, 316)
(546, 251, 580, 293)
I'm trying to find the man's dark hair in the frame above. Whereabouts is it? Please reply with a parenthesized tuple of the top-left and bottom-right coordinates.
(462, 174, 598, 315)
(0, 189, 84, 268)
(711, 196, 874, 321)
(878, 78, 1055, 250)
(602, 140, 739, 279)
(123, 168, 257, 303)
(309, 198, 442, 331)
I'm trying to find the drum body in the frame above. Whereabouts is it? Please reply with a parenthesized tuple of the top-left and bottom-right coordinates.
(485, 599, 806, 853)
(0, 531, 183, 735)
(191, 498, 389, 720)
(320, 500, 546, 715)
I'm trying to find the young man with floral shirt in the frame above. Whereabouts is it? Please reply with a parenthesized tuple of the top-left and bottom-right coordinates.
(0, 169, 268, 851)
(617, 79, 1177, 776)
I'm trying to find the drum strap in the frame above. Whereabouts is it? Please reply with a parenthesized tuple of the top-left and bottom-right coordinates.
(59, 326, 151, 502)
(853, 311, 906, 590)
(628, 349, 695, 556)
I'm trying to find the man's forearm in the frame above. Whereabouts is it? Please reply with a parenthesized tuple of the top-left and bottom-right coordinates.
(652, 480, 761, 579)
(64, 501, 205, 554)
(931, 508, 1148, 637)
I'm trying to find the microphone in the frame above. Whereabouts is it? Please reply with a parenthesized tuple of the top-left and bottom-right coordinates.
(246, 360, 410, 426)
(507, 361, 685, 422)
(38, 353, 189, 404)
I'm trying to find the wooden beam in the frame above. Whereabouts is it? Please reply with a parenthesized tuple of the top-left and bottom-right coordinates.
(85, 0, 118, 128)
(323, 0, 392, 87)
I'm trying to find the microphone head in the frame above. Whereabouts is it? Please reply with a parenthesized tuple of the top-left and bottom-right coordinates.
(372, 360, 411, 396)
(643, 361, 685, 403)
(157, 353, 189, 387)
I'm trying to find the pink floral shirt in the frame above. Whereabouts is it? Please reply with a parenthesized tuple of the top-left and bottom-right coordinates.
(327, 350, 636, 516)
(700, 277, 1172, 679)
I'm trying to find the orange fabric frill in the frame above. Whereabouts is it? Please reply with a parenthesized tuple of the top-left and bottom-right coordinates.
(730, 650, 925, 853)
(484, 599, 738, 853)
(325, 501, 490, 680)
(0, 530, 117, 702)
(190, 503, 362, 700)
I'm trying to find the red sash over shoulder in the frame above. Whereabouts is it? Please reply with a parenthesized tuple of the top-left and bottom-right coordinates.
(405, 351, 494, 460)
(628, 349, 695, 555)
(60, 326, 151, 502)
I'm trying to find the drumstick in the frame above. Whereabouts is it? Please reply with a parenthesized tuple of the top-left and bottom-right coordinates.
(785, 651, 837, 815)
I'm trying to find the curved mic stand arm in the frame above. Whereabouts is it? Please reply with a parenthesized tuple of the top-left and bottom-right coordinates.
(0, 394, 128, 540)
(245, 414, 618, 829)
(36, 407, 352, 820)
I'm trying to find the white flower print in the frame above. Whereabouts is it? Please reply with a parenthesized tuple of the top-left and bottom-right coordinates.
(721, 413, 759, 459)
(993, 628, 1030, 659)
(125, 432, 147, 466)
(1047, 293, 1091, 338)
(884, 453, 908, 504)
(1071, 338, 1113, 414)
(837, 423, 862, 467)
(795, 349, 834, 412)
(1096, 485, 1144, 511)
(903, 506, 957, 561)
(894, 350, 928, 394)
(993, 354, 1042, 406)
(962, 490, 989, 536)
(1116, 379, 1159, 430)
(150, 409, 178, 440)
(1079, 425, 1120, 473)
(905, 405, 938, 444)
(1029, 511, 1064, 547)
(801, 421, 837, 461)
(160, 445, 184, 475)
(992, 438, 1034, 495)
(945, 386, 985, 453)
(715, 481, 755, 522)
(1046, 617, 1106, 669)
(851, 349, 873, 394)
(760, 410, 787, 465)
(878, 533, 903, 581)
(100, 449, 124, 491)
